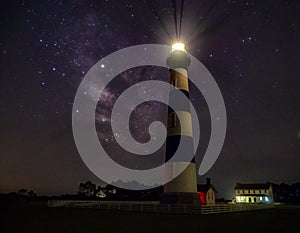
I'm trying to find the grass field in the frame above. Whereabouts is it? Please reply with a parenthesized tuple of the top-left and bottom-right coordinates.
(1, 202, 299, 233)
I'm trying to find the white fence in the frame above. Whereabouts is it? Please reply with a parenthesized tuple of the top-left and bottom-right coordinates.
(200, 203, 272, 214)
(47, 200, 273, 215)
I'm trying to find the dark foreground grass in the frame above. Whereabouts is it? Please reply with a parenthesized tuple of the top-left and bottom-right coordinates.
(1, 202, 299, 233)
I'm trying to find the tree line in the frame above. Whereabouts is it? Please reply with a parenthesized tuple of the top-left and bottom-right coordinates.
(1, 181, 299, 203)
(77, 181, 163, 201)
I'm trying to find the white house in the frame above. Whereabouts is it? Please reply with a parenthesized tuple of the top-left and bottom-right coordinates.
(233, 182, 274, 204)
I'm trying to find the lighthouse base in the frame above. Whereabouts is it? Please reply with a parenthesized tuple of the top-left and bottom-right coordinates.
(160, 192, 200, 205)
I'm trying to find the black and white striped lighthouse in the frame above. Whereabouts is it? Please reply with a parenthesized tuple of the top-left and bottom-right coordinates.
(161, 42, 200, 205)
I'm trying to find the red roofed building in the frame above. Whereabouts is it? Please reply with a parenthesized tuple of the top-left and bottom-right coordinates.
(197, 178, 217, 205)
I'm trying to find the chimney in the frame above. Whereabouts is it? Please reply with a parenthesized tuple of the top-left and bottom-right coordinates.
(206, 178, 211, 186)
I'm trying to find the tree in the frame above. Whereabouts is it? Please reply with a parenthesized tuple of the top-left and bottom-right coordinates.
(28, 190, 37, 198)
(17, 189, 27, 196)
(94, 185, 106, 198)
(103, 184, 116, 198)
(78, 181, 96, 197)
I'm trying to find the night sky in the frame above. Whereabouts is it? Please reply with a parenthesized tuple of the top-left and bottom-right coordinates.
(0, 0, 299, 199)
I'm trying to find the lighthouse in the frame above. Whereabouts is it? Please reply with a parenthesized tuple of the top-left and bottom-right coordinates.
(160, 42, 199, 205)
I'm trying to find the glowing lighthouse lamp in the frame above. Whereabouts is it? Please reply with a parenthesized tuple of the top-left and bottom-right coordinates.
(166, 41, 191, 69)
(171, 42, 186, 52)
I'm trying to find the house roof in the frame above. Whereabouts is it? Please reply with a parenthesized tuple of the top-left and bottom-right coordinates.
(234, 182, 272, 190)
(197, 184, 217, 193)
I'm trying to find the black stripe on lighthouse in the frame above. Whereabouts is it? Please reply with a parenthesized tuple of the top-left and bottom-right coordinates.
(166, 68, 195, 164)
